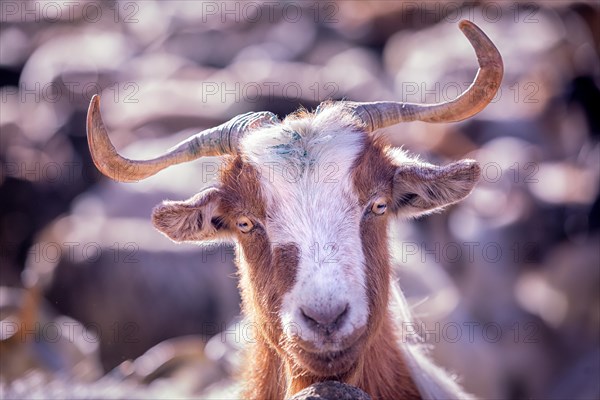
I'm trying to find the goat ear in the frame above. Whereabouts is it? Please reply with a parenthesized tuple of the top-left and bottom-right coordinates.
(151, 187, 230, 243)
(391, 160, 480, 218)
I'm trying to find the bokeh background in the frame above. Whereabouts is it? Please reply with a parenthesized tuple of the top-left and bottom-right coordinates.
(1, 1, 599, 399)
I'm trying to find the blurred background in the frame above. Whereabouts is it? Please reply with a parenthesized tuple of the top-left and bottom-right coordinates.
(1, 1, 599, 399)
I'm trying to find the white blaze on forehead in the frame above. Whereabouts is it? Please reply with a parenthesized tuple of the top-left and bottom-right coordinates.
(240, 104, 370, 345)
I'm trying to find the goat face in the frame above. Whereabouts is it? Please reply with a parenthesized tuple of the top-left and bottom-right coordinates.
(150, 103, 481, 378)
(87, 18, 499, 383)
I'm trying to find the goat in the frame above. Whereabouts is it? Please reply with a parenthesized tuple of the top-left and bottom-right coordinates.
(86, 20, 503, 399)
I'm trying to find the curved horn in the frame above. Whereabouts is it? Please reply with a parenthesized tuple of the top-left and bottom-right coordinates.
(87, 95, 278, 182)
(345, 20, 503, 132)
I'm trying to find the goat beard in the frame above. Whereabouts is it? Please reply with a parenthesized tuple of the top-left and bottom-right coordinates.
(278, 329, 368, 380)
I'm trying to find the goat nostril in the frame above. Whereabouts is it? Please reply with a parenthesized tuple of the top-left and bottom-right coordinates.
(335, 304, 349, 325)
(301, 308, 318, 328)
(300, 303, 350, 334)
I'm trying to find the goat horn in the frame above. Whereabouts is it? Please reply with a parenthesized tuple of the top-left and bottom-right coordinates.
(87, 94, 278, 182)
(345, 20, 503, 131)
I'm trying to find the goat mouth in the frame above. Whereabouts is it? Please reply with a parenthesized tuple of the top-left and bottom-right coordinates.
(293, 343, 361, 377)
(288, 331, 367, 377)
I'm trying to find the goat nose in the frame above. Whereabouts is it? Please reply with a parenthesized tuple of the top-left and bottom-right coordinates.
(300, 303, 349, 335)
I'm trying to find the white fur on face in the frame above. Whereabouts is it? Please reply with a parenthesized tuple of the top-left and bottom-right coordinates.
(241, 104, 369, 348)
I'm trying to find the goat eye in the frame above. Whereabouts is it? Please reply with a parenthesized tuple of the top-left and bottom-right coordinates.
(236, 216, 254, 233)
(371, 198, 388, 215)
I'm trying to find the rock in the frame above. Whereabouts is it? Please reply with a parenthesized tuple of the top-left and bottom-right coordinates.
(288, 381, 371, 400)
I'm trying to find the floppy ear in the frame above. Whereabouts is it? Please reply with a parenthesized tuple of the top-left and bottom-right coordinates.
(151, 186, 231, 243)
(391, 159, 480, 218)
